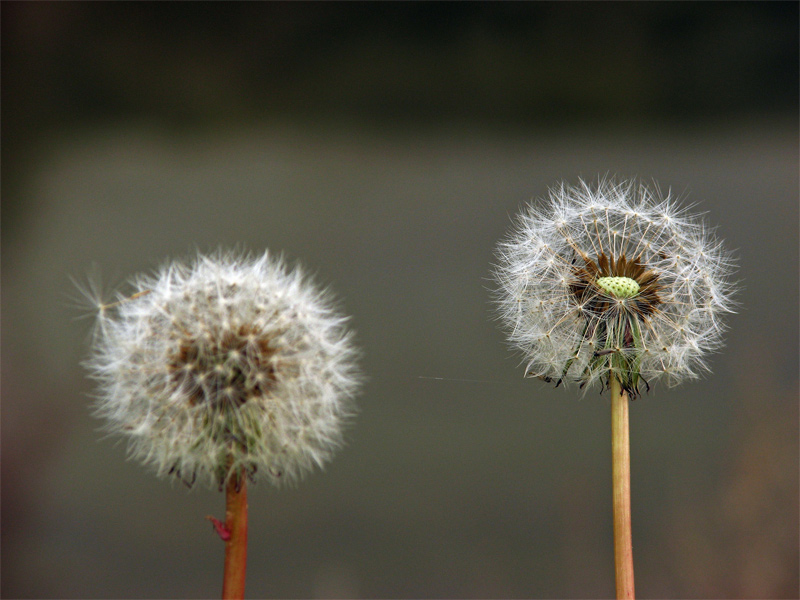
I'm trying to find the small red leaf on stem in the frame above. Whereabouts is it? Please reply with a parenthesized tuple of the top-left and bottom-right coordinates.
(206, 515, 231, 541)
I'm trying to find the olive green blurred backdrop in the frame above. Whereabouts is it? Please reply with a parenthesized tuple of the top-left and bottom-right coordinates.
(3, 3, 798, 598)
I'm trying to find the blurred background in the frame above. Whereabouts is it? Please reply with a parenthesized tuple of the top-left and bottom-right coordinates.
(2, 3, 798, 598)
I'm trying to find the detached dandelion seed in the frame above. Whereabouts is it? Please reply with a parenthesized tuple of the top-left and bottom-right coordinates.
(84, 249, 360, 599)
(493, 178, 736, 598)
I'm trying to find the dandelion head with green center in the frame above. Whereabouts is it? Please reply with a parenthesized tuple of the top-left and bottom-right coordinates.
(86, 250, 361, 488)
(494, 178, 736, 398)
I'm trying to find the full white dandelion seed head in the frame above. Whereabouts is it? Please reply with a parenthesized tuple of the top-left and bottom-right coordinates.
(85, 250, 361, 488)
(493, 178, 737, 397)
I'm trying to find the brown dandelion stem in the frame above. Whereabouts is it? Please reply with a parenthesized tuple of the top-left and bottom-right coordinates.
(610, 374, 635, 599)
(221, 469, 248, 600)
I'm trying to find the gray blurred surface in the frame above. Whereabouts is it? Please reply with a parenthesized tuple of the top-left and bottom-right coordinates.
(2, 4, 798, 599)
(4, 120, 798, 599)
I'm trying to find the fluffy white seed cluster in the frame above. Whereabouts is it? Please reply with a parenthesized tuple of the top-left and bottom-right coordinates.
(87, 250, 360, 488)
(494, 178, 736, 395)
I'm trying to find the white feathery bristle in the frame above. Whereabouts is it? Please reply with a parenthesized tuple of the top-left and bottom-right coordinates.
(85, 249, 361, 488)
(493, 178, 737, 395)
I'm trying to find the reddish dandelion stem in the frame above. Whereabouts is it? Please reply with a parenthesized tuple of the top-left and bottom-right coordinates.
(221, 470, 248, 600)
(611, 374, 635, 599)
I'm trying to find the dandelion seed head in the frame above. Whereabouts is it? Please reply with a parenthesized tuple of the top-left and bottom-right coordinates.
(85, 249, 360, 488)
(494, 178, 737, 397)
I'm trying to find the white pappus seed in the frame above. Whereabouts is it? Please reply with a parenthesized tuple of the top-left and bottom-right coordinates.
(85, 249, 361, 488)
(493, 178, 737, 396)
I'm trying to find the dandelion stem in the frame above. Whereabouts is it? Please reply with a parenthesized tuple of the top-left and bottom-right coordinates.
(222, 469, 248, 600)
(610, 374, 635, 599)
